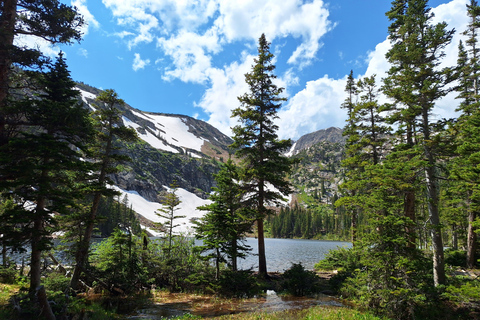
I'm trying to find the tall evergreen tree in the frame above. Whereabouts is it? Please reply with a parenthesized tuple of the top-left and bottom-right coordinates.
(0, 0, 84, 146)
(383, 0, 454, 286)
(195, 159, 253, 278)
(231, 34, 294, 277)
(451, 0, 480, 269)
(0, 53, 92, 294)
(156, 180, 185, 256)
(70, 89, 137, 291)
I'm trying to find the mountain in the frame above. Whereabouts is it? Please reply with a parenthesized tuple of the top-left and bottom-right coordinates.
(76, 82, 233, 234)
(288, 127, 345, 205)
(76, 82, 346, 234)
(286, 127, 344, 157)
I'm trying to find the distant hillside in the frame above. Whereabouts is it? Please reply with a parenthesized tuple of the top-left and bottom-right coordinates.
(76, 82, 348, 233)
(288, 127, 345, 205)
(75, 82, 234, 234)
(287, 127, 344, 157)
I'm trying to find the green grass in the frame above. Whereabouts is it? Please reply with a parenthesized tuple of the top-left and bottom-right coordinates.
(211, 306, 385, 320)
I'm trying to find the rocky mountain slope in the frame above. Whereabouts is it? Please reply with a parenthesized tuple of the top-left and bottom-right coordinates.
(76, 82, 346, 233)
(76, 82, 233, 233)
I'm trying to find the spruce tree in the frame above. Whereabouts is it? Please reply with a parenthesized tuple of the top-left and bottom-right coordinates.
(383, 0, 454, 286)
(231, 34, 294, 277)
(70, 89, 138, 291)
(0, 53, 92, 294)
(156, 180, 185, 256)
(195, 159, 253, 278)
(0, 0, 84, 146)
(451, 0, 480, 269)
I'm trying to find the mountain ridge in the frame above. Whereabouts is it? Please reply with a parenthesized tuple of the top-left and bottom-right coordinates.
(76, 82, 345, 233)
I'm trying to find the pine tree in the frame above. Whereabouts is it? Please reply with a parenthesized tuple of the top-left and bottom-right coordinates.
(383, 0, 454, 286)
(70, 89, 138, 290)
(156, 181, 185, 256)
(0, 53, 92, 294)
(195, 159, 253, 278)
(0, 0, 84, 146)
(231, 34, 294, 277)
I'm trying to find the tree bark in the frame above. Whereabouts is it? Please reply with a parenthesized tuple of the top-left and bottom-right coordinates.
(257, 218, 267, 278)
(423, 109, 445, 287)
(466, 210, 477, 269)
(37, 285, 56, 320)
(0, 0, 17, 146)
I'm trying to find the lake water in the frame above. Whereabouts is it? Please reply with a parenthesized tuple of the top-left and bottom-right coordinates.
(5, 237, 351, 272)
(235, 238, 351, 272)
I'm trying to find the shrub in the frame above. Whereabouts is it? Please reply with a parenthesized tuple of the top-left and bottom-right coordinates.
(281, 263, 319, 296)
(217, 269, 260, 298)
(0, 265, 17, 284)
(444, 249, 467, 268)
(314, 246, 361, 272)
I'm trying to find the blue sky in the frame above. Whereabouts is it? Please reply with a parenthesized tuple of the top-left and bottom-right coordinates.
(21, 0, 469, 140)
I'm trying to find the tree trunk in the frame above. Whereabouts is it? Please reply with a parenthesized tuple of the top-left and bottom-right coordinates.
(0, 0, 17, 146)
(36, 285, 56, 320)
(257, 218, 267, 278)
(404, 191, 416, 248)
(30, 212, 44, 294)
(466, 210, 477, 269)
(70, 192, 102, 290)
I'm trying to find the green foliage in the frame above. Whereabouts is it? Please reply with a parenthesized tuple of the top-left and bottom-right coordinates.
(231, 33, 294, 276)
(445, 249, 468, 268)
(0, 265, 17, 284)
(315, 247, 361, 272)
(195, 159, 253, 275)
(280, 263, 320, 296)
(90, 229, 151, 293)
(266, 203, 342, 239)
(217, 269, 260, 298)
(156, 181, 185, 254)
(443, 280, 480, 310)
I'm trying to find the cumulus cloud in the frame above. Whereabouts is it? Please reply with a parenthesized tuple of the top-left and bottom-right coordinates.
(132, 53, 150, 71)
(102, 0, 332, 81)
(277, 76, 347, 139)
(195, 52, 255, 136)
(71, 0, 100, 36)
(14, 34, 61, 58)
(101, 0, 467, 139)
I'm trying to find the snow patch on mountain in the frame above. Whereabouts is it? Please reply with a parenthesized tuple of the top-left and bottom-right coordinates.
(122, 116, 179, 153)
(130, 110, 206, 153)
(77, 88, 97, 110)
(113, 186, 211, 235)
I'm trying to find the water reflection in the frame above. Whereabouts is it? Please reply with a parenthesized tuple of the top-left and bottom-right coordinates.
(126, 290, 344, 319)
(237, 238, 351, 272)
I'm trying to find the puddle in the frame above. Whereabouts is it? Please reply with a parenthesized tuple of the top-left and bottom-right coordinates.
(125, 290, 343, 319)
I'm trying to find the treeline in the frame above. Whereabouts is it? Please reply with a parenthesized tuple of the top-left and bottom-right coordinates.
(317, 1, 480, 319)
(266, 203, 351, 240)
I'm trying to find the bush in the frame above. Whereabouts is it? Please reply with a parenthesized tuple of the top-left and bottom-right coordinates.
(0, 265, 17, 284)
(217, 269, 260, 298)
(314, 246, 361, 272)
(445, 249, 467, 268)
(281, 263, 319, 296)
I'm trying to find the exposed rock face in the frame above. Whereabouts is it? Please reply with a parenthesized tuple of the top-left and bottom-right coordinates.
(76, 82, 232, 201)
(288, 127, 345, 156)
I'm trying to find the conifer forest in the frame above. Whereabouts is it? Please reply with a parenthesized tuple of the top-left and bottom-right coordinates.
(1, 0, 480, 319)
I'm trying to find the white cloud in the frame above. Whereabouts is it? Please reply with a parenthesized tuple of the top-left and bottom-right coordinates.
(71, 0, 100, 36)
(196, 53, 255, 136)
(132, 53, 150, 71)
(158, 29, 221, 83)
(78, 48, 88, 57)
(102, 0, 467, 140)
(14, 34, 61, 58)
(102, 0, 332, 80)
(277, 75, 347, 139)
